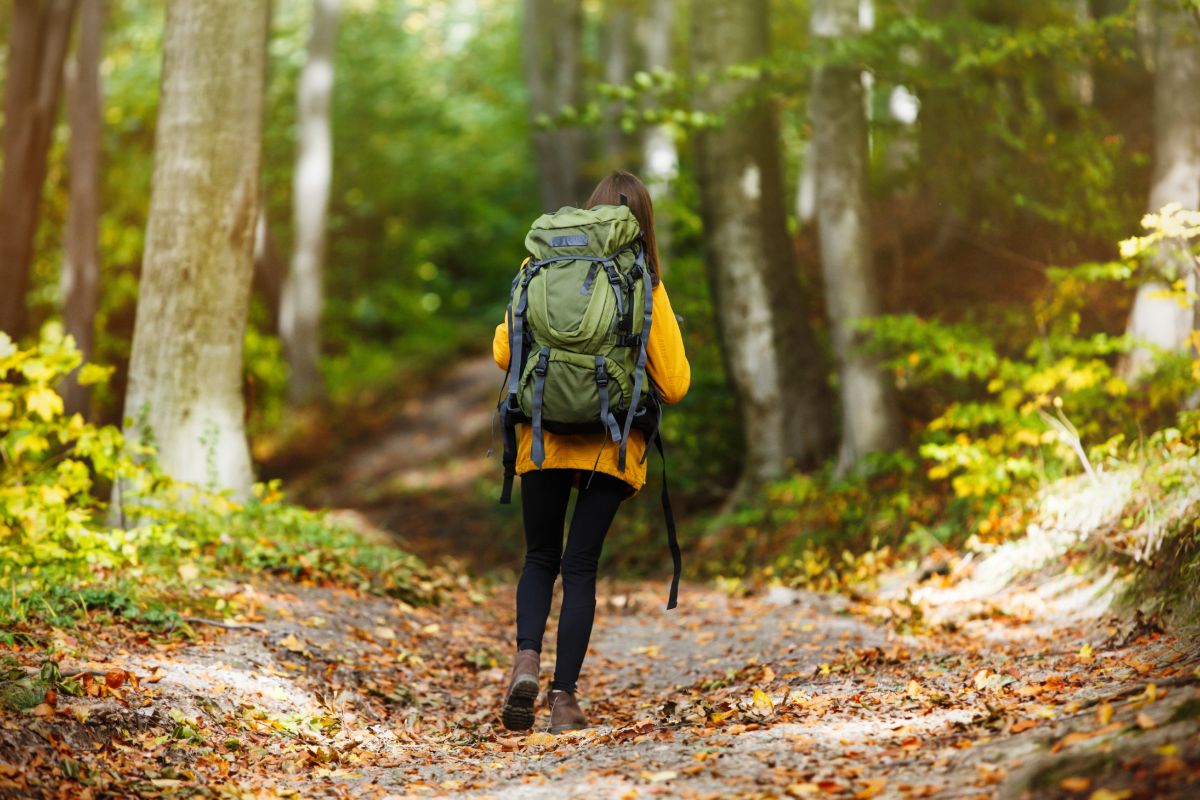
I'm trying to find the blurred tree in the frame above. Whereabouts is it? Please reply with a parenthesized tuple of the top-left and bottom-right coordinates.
(522, 0, 585, 210)
(61, 0, 104, 418)
(638, 0, 678, 265)
(691, 0, 834, 499)
(281, 0, 339, 405)
(601, 0, 635, 167)
(811, 0, 902, 472)
(1120, 0, 1200, 381)
(0, 0, 78, 340)
(120, 0, 269, 501)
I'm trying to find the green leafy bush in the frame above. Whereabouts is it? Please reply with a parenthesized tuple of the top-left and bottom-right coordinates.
(1, 330, 442, 626)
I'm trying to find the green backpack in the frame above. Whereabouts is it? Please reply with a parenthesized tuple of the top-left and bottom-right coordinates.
(497, 202, 681, 609)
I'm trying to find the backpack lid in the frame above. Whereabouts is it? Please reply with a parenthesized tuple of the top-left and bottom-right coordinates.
(525, 205, 641, 261)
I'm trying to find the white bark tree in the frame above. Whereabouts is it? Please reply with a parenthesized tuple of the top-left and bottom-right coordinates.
(692, 0, 834, 498)
(1119, 1, 1200, 381)
(522, 0, 585, 211)
(61, 0, 104, 417)
(638, 0, 678, 267)
(811, 0, 903, 473)
(120, 0, 270, 500)
(0, 0, 78, 339)
(281, 0, 340, 405)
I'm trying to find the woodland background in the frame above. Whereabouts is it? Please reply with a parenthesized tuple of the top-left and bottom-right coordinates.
(2, 0, 1200, 667)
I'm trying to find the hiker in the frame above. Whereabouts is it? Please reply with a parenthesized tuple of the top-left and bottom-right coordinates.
(492, 170, 690, 733)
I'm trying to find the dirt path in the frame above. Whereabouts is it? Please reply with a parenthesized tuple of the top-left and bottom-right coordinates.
(8, 570, 1200, 798)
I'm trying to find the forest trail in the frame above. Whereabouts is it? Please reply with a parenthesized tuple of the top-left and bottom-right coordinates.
(9, 566, 1200, 798)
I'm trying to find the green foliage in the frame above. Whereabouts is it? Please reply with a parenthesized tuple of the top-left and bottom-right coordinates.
(0, 333, 442, 626)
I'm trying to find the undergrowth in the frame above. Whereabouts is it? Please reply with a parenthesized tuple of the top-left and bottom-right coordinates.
(0, 329, 446, 630)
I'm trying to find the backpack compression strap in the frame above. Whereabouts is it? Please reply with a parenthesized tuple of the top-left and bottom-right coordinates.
(618, 246, 651, 471)
(655, 431, 681, 610)
(530, 347, 550, 466)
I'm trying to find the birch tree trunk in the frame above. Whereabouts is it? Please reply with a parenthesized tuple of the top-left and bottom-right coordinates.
(522, 0, 585, 211)
(692, 0, 834, 497)
(0, 0, 78, 339)
(281, 0, 339, 405)
(638, 0, 677, 267)
(120, 0, 269, 501)
(811, 0, 902, 474)
(1119, 1, 1200, 382)
(61, 0, 104, 418)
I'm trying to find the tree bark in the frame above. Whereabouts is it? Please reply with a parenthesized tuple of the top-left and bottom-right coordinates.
(281, 0, 339, 405)
(1119, 1, 1200, 381)
(638, 0, 677, 267)
(521, 0, 585, 211)
(120, 0, 269, 501)
(0, 0, 78, 339)
(811, 0, 903, 474)
(601, 0, 634, 167)
(691, 0, 834, 498)
(61, 0, 103, 418)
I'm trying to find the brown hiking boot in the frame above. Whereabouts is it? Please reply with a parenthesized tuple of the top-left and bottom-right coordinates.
(501, 649, 540, 731)
(547, 689, 588, 733)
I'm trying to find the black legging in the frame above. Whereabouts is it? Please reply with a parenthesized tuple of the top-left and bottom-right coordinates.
(516, 468, 629, 693)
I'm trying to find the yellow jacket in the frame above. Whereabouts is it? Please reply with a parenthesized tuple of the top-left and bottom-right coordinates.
(492, 276, 691, 492)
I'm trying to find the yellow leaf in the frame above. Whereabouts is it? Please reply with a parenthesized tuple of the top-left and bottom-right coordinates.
(1136, 712, 1156, 730)
(855, 778, 887, 798)
(1089, 790, 1132, 800)
(1060, 777, 1090, 791)
(1077, 644, 1093, 662)
(525, 731, 557, 748)
(907, 679, 922, 699)
(786, 785, 820, 797)
(25, 386, 62, 421)
(278, 634, 309, 655)
(1097, 702, 1113, 725)
(77, 363, 114, 386)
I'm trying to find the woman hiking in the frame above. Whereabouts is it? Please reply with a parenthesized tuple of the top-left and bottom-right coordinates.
(492, 170, 690, 733)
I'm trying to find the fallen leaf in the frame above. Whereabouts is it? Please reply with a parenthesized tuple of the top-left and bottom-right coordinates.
(1060, 776, 1090, 791)
(1097, 702, 1113, 725)
(855, 778, 887, 798)
(641, 770, 677, 783)
(278, 634, 309, 655)
(525, 731, 557, 748)
(1136, 712, 1156, 730)
(105, 670, 126, 689)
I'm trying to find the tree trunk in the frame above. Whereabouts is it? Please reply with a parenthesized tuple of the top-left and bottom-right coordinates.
(1119, 1, 1200, 381)
(810, 0, 903, 474)
(638, 0, 677, 267)
(253, 203, 286, 334)
(281, 0, 339, 405)
(601, 0, 634, 167)
(691, 0, 834, 498)
(521, 0, 585, 211)
(120, 0, 269, 501)
(0, 0, 78, 339)
(61, 0, 103, 418)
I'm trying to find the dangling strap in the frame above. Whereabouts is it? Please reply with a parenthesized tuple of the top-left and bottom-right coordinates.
(499, 402, 518, 504)
(655, 432, 681, 610)
(530, 348, 550, 467)
(618, 248, 652, 471)
(508, 267, 536, 401)
(595, 355, 622, 442)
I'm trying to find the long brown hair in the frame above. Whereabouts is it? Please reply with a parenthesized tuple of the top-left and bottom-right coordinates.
(585, 170, 661, 285)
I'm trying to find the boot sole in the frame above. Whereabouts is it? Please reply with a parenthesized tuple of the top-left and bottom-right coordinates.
(501, 675, 539, 731)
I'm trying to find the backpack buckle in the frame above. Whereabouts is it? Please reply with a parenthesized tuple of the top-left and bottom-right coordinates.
(534, 351, 549, 376)
(595, 365, 608, 386)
